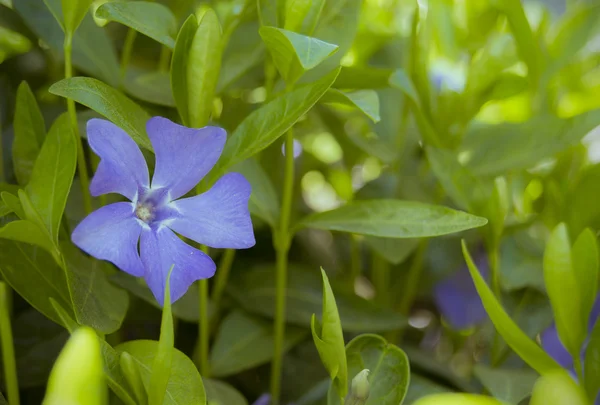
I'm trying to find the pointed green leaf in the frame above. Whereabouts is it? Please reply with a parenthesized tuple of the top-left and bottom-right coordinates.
(211, 67, 340, 179)
(1, 192, 25, 220)
(530, 371, 589, 405)
(43, 327, 107, 405)
(473, 365, 538, 405)
(321, 89, 380, 122)
(259, 26, 338, 84)
(298, 200, 488, 237)
(149, 266, 175, 405)
(572, 228, 599, 332)
(210, 310, 306, 377)
(49, 77, 152, 150)
(312, 268, 348, 399)
(462, 240, 561, 375)
(100, 341, 137, 405)
(116, 340, 207, 405)
(543, 223, 586, 358)
(119, 352, 148, 405)
(95, 1, 176, 48)
(584, 320, 600, 400)
(187, 8, 222, 128)
(204, 379, 247, 405)
(170, 14, 198, 127)
(12, 81, 46, 185)
(25, 113, 76, 246)
(60, 0, 93, 33)
(0, 220, 58, 260)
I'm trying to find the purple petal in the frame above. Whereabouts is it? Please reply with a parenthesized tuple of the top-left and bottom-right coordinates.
(168, 173, 255, 249)
(433, 254, 489, 330)
(540, 323, 574, 369)
(140, 226, 216, 304)
(87, 119, 149, 200)
(146, 117, 226, 200)
(252, 394, 271, 405)
(71, 202, 144, 276)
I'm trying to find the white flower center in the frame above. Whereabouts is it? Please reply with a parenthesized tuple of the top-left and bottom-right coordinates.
(135, 203, 154, 223)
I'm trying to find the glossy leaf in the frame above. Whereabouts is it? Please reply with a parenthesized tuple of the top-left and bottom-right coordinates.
(228, 265, 406, 332)
(60, 0, 93, 33)
(24, 113, 76, 246)
(12, 81, 46, 185)
(463, 240, 561, 375)
(260, 27, 338, 85)
(321, 89, 380, 122)
(210, 310, 306, 377)
(187, 8, 222, 128)
(473, 365, 538, 404)
(311, 269, 348, 399)
(543, 223, 585, 358)
(584, 319, 600, 400)
(95, 1, 177, 48)
(298, 200, 488, 237)
(530, 371, 589, 405)
(116, 340, 207, 405)
(49, 77, 152, 150)
(170, 14, 197, 126)
(204, 379, 248, 405)
(211, 67, 340, 178)
(329, 334, 410, 405)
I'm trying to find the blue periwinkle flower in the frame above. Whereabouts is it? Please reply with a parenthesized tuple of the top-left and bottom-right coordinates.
(72, 117, 255, 304)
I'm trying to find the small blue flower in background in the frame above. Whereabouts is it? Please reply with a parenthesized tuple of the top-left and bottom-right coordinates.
(433, 252, 489, 330)
(541, 297, 600, 404)
(251, 394, 295, 405)
(72, 117, 255, 304)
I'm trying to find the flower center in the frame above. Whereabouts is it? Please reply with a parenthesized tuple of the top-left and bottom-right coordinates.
(135, 203, 154, 223)
(134, 187, 173, 226)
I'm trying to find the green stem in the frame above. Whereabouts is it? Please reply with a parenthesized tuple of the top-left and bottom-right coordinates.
(198, 278, 210, 376)
(158, 46, 171, 73)
(64, 33, 92, 215)
(488, 242, 502, 365)
(0, 282, 20, 405)
(211, 249, 235, 312)
(349, 235, 361, 288)
(372, 252, 390, 307)
(270, 129, 295, 405)
(120, 29, 137, 87)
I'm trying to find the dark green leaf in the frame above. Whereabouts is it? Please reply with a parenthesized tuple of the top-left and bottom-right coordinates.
(298, 200, 488, 237)
(404, 374, 453, 405)
(473, 365, 538, 404)
(60, 0, 92, 33)
(116, 340, 207, 405)
(170, 14, 198, 126)
(228, 265, 406, 332)
(334, 66, 393, 90)
(210, 310, 306, 377)
(204, 379, 248, 405)
(123, 69, 175, 107)
(311, 268, 348, 400)
(12, 81, 46, 185)
(462, 240, 560, 375)
(321, 89, 380, 122)
(364, 237, 419, 265)
(96, 1, 177, 48)
(49, 77, 152, 150)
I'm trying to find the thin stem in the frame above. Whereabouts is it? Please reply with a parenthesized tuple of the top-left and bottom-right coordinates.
(0, 282, 20, 405)
(211, 249, 236, 312)
(158, 46, 171, 73)
(488, 242, 502, 365)
(349, 235, 361, 288)
(120, 29, 137, 87)
(64, 33, 92, 215)
(198, 242, 210, 377)
(270, 129, 295, 405)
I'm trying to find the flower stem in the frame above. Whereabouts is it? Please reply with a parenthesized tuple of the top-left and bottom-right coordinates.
(211, 249, 235, 312)
(120, 28, 137, 87)
(64, 33, 92, 215)
(0, 282, 20, 405)
(270, 129, 295, 405)
(198, 278, 210, 376)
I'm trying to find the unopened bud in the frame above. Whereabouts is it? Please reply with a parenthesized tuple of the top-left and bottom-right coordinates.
(348, 369, 370, 404)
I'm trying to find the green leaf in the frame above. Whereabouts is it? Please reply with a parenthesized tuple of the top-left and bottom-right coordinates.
(49, 298, 79, 333)
(60, 0, 92, 33)
(204, 379, 248, 405)
(284, 0, 325, 35)
(210, 310, 306, 377)
(231, 158, 279, 228)
(461, 111, 600, 176)
(24, 113, 76, 246)
(334, 66, 393, 90)
(211, 67, 340, 178)
(0, 240, 72, 327)
(412, 393, 508, 405)
(404, 374, 453, 404)
(321, 89, 380, 122)
(363, 237, 419, 265)
(95, 1, 177, 48)
(0, 220, 58, 260)
(473, 365, 538, 404)
(0, 26, 31, 63)
(311, 268, 348, 399)
(16, 0, 120, 86)
(298, 200, 488, 237)
(43, 327, 107, 405)
(572, 228, 599, 329)
(462, 240, 560, 375)
(12, 81, 46, 185)
(1, 192, 25, 220)
(584, 319, 600, 400)
(530, 371, 589, 405)
(228, 265, 406, 332)
(101, 341, 137, 405)
(119, 352, 147, 405)
(115, 340, 207, 405)
(170, 14, 198, 127)
(149, 266, 175, 405)
(328, 334, 410, 405)
(62, 242, 129, 334)
(49, 77, 152, 150)
(258, 0, 278, 26)
(259, 26, 338, 85)
(123, 69, 175, 107)
(543, 223, 586, 358)
(187, 8, 222, 128)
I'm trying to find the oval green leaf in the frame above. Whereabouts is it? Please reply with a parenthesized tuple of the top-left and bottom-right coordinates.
(204, 379, 248, 405)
